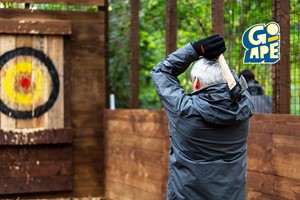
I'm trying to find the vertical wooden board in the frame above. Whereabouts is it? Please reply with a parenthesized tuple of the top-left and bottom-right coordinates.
(105, 179, 162, 200)
(247, 190, 284, 200)
(274, 176, 300, 200)
(247, 132, 273, 173)
(15, 35, 33, 129)
(47, 36, 64, 129)
(247, 171, 275, 196)
(0, 35, 16, 130)
(31, 35, 49, 128)
(273, 134, 300, 180)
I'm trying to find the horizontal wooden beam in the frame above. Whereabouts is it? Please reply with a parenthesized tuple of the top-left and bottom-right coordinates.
(0, 128, 73, 145)
(0, 145, 73, 195)
(0, 19, 71, 35)
(0, 0, 105, 6)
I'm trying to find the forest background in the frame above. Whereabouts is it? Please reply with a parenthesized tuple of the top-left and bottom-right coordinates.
(1, 1, 299, 114)
(109, 0, 300, 115)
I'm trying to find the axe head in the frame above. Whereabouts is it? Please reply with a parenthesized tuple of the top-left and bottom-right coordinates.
(229, 75, 248, 102)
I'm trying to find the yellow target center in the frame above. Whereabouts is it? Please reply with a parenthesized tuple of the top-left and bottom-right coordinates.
(3, 62, 45, 106)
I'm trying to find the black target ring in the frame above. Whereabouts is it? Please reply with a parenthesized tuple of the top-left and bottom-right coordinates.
(0, 47, 60, 119)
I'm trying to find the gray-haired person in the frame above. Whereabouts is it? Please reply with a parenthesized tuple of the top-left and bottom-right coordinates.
(151, 34, 254, 200)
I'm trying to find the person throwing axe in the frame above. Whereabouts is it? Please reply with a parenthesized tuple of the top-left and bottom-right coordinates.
(151, 34, 254, 200)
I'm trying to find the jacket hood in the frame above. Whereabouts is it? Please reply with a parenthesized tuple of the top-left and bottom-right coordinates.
(191, 83, 254, 125)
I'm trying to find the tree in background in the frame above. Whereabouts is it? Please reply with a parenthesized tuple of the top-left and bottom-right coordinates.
(108, 1, 131, 108)
(109, 0, 211, 109)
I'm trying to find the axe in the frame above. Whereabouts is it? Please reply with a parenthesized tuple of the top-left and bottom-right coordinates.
(218, 54, 248, 102)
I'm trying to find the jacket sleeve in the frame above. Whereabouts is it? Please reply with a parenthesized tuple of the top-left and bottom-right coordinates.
(151, 43, 199, 119)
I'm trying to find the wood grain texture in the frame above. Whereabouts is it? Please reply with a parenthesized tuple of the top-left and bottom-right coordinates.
(104, 110, 300, 200)
(0, 128, 73, 145)
(0, 145, 72, 195)
(0, 6, 106, 198)
(0, 34, 64, 129)
(104, 109, 170, 200)
(0, 19, 71, 35)
(0, 35, 16, 129)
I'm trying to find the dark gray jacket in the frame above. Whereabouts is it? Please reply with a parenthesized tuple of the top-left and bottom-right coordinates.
(151, 43, 254, 200)
(247, 80, 272, 113)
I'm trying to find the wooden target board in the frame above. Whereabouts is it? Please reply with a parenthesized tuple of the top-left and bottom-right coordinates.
(0, 34, 64, 130)
(0, 19, 73, 195)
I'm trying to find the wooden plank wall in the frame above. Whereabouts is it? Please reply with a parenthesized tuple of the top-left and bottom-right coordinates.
(104, 110, 300, 200)
(247, 114, 300, 200)
(104, 110, 169, 200)
(0, 3, 106, 198)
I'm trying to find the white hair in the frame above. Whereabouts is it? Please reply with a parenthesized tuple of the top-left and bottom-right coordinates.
(190, 57, 226, 86)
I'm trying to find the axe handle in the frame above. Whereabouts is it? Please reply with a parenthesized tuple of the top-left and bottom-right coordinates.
(218, 54, 236, 90)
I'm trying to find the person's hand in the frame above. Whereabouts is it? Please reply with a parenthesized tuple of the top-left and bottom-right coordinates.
(192, 34, 226, 59)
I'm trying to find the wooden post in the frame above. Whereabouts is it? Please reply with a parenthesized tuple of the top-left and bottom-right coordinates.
(272, 0, 290, 114)
(130, 0, 140, 108)
(211, 0, 224, 36)
(166, 0, 177, 55)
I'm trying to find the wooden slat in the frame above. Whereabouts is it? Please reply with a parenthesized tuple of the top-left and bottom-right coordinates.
(0, 19, 71, 35)
(47, 36, 64, 129)
(0, 0, 105, 6)
(0, 8, 105, 22)
(31, 35, 49, 128)
(15, 35, 33, 129)
(272, 0, 290, 113)
(0, 145, 72, 161)
(273, 134, 300, 180)
(105, 156, 165, 182)
(247, 170, 300, 199)
(247, 190, 285, 200)
(105, 167, 163, 194)
(247, 131, 273, 173)
(0, 128, 73, 145)
(63, 37, 71, 127)
(0, 35, 17, 129)
(129, 0, 139, 108)
(166, 0, 177, 55)
(105, 142, 167, 167)
(106, 130, 165, 150)
(211, 0, 224, 36)
(0, 144, 72, 195)
(0, 160, 72, 178)
(250, 114, 300, 136)
(105, 180, 162, 200)
(105, 109, 169, 123)
(0, 176, 72, 195)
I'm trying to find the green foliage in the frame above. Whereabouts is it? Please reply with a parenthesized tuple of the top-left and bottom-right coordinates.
(18, 0, 296, 113)
(108, 1, 131, 108)
(290, 0, 300, 114)
(0, 3, 98, 11)
(139, 0, 166, 109)
(176, 0, 211, 93)
(0, 2, 25, 8)
(109, 0, 213, 108)
(30, 4, 98, 11)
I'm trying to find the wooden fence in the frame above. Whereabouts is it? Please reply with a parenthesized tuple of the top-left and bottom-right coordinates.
(104, 109, 300, 200)
(0, 0, 106, 198)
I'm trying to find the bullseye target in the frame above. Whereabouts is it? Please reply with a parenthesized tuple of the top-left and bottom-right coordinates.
(0, 47, 60, 119)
